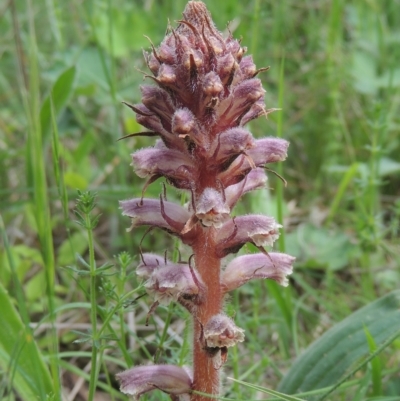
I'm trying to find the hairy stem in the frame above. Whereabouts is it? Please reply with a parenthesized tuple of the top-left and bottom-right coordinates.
(192, 228, 222, 400)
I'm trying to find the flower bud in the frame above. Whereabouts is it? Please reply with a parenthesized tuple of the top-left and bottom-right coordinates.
(239, 55, 257, 79)
(217, 52, 237, 86)
(144, 50, 160, 75)
(158, 42, 176, 64)
(172, 108, 204, 143)
(203, 71, 223, 97)
(183, 50, 204, 72)
(157, 63, 177, 86)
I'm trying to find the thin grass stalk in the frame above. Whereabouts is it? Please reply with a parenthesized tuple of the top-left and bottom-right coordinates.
(15, 0, 61, 396)
(86, 213, 100, 401)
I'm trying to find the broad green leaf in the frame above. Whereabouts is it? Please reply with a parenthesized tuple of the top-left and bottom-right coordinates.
(63, 171, 88, 190)
(57, 231, 88, 266)
(0, 281, 54, 400)
(286, 223, 357, 270)
(367, 398, 400, 401)
(278, 291, 400, 394)
(40, 66, 76, 140)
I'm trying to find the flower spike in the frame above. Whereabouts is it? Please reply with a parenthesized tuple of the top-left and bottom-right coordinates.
(118, 2, 294, 399)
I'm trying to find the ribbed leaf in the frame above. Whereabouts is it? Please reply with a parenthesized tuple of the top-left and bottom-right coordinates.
(0, 282, 54, 400)
(278, 291, 400, 394)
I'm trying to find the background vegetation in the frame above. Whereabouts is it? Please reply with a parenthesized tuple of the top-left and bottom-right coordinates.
(0, 0, 399, 400)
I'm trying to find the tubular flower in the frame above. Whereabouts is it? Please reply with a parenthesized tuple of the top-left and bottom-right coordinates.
(116, 364, 192, 400)
(215, 215, 282, 257)
(118, 1, 295, 399)
(204, 314, 245, 348)
(221, 253, 295, 292)
(194, 187, 230, 228)
(136, 253, 202, 305)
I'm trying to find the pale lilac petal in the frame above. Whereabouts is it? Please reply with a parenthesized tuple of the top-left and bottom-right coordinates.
(204, 314, 245, 348)
(133, 108, 186, 152)
(172, 108, 208, 149)
(136, 253, 165, 279)
(225, 168, 267, 208)
(116, 364, 192, 399)
(211, 127, 255, 169)
(221, 253, 295, 292)
(216, 79, 265, 129)
(120, 198, 190, 234)
(132, 147, 195, 189)
(248, 138, 289, 165)
(216, 215, 281, 257)
(141, 85, 175, 130)
(136, 253, 203, 305)
(195, 187, 230, 228)
(240, 101, 279, 126)
(218, 138, 289, 187)
(145, 262, 200, 305)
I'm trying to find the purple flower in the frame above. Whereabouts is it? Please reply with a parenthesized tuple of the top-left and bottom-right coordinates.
(116, 364, 192, 400)
(136, 253, 202, 305)
(194, 187, 230, 228)
(221, 253, 295, 292)
(118, 1, 295, 398)
(216, 215, 282, 257)
(204, 314, 245, 348)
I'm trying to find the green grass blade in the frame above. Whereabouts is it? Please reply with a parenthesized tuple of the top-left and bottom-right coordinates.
(364, 326, 382, 396)
(40, 66, 77, 141)
(0, 282, 54, 400)
(278, 290, 400, 394)
(326, 162, 360, 225)
(228, 377, 307, 401)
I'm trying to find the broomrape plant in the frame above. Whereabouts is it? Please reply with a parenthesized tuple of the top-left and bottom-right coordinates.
(117, 1, 294, 400)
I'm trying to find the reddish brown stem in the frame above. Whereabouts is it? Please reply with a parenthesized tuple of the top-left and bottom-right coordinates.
(191, 228, 222, 400)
